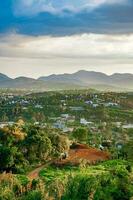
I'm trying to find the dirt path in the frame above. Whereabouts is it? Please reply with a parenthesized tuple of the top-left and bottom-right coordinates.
(27, 165, 45, 180)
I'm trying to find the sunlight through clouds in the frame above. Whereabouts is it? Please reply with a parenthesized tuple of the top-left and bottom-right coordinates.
(0, 33, 133, 77)
(1, 33, 133, 59)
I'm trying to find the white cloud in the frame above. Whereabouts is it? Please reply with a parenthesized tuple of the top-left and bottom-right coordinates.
(0, 32, 133, 76)
(14, 0, 129, 16)
(0, 32, 133, 77)
(1, 33, 133, 60)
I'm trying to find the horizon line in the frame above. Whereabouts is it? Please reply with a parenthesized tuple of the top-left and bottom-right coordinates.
(0, 69, 133, 80)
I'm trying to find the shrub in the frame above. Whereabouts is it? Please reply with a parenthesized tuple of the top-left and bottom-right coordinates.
(21, 190, 42, 200)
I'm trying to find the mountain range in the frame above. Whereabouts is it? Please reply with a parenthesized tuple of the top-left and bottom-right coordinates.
(0, 70, 133, 91)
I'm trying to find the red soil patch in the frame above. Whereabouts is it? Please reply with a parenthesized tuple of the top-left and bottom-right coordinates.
(54, 144, 110, 167)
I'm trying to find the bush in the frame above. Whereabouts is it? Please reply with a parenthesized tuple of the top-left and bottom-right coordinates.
(21, 190, 42, 200)
(62, 174, 99, 200)
(0, 187, 15, 200)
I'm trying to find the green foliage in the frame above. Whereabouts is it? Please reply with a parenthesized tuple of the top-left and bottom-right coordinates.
(49, 133, 69, 156)
(0, 91, 133, 199)
(94, 168, 132, 200)
(0, 173, 46, 200)
(72, 127, 88, 142)
(0, 187, 15, 200)
(16, 175, 30, 187)
(121, 140, 133, 160)
(62, 175, 98, 200)
(40, 160, 133, 200)
(21, 190, 43, 200)
(0, 124, 70, 173)
(0, 128, 25, 173)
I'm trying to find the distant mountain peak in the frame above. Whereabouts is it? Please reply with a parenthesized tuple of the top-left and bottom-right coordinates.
(0, 73, 11, 82)
(0, 71, 132, 91)
(15, 76, 35, 81)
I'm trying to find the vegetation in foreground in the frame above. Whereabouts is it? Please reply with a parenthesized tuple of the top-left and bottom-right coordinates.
(0, 160, 133, 200)
(0, 90, 133, 199)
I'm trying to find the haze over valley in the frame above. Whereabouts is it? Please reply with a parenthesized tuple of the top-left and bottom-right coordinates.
(0, 70, 133, 91)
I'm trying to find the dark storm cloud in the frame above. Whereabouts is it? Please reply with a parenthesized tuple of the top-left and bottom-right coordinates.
(0, 0, 133, 35)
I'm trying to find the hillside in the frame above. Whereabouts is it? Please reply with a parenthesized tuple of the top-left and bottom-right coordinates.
(0, 73, 12, 82)
(0, 70, 133, 91)
(39, 70, 133, 90)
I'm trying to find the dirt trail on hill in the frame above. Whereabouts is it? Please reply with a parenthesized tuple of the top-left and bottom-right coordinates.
(28, 161, 52, 180)
(27, 144, 110, 179)
(28, 165, 45, 180)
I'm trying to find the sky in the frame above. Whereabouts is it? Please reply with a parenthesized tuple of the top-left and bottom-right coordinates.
(0, 0, 133, 78)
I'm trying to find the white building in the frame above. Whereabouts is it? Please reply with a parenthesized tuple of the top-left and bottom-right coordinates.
(105, 102, 118, 107)
(61, 114, 69, 119)
(53, 121, 65, 130)
(35, 104, 43, 109)
(80, 118, 93, 126)
(0, 122, 14, 128)
(122, 124, 133, 129)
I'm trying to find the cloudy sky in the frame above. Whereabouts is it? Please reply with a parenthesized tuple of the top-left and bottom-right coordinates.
(0, 0, 133, 78)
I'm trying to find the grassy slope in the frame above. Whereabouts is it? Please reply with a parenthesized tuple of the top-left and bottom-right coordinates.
(39, 160, 131, 183)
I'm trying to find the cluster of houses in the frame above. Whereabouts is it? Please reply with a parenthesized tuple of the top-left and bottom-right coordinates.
(0, 121, 14, 128)
(52, 114, 75, 133)
(85, 99, 119, 108)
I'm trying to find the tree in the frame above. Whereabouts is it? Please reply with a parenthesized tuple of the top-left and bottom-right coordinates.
(49, 133, 70, 157)
(22, 126, 53, 163)
(0, 126, 26, 172)
(72, 128, 88, 142)
(62, 174, 98, 200)
(121, 140, 133, 160)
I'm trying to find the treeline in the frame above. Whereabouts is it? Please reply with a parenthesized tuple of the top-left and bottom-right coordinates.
(0, 120, 69, 173)
(0, 120, 133, 174)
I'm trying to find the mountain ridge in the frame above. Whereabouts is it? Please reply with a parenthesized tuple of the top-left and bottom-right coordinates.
(0, 70, 133, 91)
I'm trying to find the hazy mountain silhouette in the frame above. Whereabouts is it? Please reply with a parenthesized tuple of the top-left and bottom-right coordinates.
(0, 70, 133, 91)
